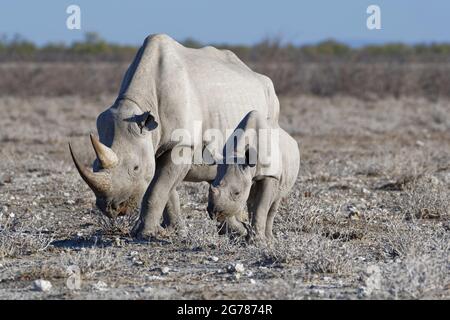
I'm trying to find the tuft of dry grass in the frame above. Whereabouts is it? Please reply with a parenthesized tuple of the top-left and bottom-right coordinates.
(0, 214, 53, 259)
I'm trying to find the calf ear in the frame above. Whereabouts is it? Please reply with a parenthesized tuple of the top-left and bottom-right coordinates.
(138, 112, 158, 133)
(244, 147, 257, 168)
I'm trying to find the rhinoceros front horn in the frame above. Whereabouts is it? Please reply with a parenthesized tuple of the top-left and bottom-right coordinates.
(89, 134, 118, 169)
(68, 143, 111, 195)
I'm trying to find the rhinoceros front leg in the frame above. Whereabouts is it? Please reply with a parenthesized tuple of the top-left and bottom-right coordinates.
(247, 178, 278, 243)
(132, 148, 191, 239)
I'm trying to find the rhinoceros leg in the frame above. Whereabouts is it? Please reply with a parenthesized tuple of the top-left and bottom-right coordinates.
(265, 198, 280, 242)
(161, 189, 186, 235)
(247, 178, 278, 243)
(132, 147, 191, 239)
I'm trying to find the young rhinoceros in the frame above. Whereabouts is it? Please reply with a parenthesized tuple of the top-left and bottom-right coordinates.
(207, 110, 300, 243)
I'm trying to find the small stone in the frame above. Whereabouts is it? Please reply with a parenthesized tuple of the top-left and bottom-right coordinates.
(63, 192, 70, 197)
(132, 257, 143, 265)
(130, 251, 139, 256)
(9, 212, 15, 218)
(33, 279, 52, 292)
(93, 281, 108, 291)
(210, 256, 219, 262)
(416, 140, 425, 147)
(234, 263, 245, 273)
(160, 267, 170, 274)
(249, 279, 256, 284)
(348, 208, 361, 220)
(114, 237, 122, 246)
(66, 200, 75, 205)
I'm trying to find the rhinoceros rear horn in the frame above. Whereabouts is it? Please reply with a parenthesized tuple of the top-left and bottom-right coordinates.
(89, 134, 118, 169)
(68, 143, 111, 195)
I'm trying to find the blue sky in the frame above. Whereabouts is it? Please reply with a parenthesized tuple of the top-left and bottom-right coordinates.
(0, 0, 449, 46)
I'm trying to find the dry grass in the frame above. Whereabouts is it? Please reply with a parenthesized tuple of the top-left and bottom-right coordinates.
(0, 214, 53, 259)
(0, 94, 448, 299)
(1, 61, 450, 100)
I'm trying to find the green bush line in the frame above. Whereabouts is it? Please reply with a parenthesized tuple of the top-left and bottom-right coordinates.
(1, 33, 450, 63)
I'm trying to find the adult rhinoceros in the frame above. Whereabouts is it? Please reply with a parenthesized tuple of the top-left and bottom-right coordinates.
(69, 34, 280, 239)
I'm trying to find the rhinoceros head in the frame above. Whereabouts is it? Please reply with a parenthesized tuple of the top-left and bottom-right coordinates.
(207, 150, 256, 221)
(69, 101, 158, 219)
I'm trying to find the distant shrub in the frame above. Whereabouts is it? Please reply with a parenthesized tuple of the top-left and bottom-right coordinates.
(0, 33, 450, 99)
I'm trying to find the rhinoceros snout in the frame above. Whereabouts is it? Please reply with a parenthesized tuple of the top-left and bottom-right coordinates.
(207, 203, 226, 221)
(95, 198, 129, 219)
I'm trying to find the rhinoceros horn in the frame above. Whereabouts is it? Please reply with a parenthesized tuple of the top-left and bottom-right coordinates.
(89, 134, 118, 169)
(69, 143, 111, 195)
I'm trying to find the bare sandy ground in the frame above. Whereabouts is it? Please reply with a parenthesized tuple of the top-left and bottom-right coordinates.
(0, 95, 448, 299)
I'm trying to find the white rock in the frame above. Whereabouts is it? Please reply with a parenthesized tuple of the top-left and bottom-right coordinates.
(161, 267, 170, 274)
(234, 263, 245, 273)
(250, 279, 256, 284)
(33, 279, 52, 292)
(130, 251, 139, 256)
(93, 281, 108, 291)
(210, 256, 219, 262)
(64, 192, 70, 197)
(9, 212, 15, 218)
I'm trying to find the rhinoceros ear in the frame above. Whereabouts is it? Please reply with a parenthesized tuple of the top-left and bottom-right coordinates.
(137, 112, 158, 133)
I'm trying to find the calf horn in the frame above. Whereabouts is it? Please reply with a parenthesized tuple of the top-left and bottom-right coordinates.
(69, 143, 111, 195)
(90, 134, 118, 169)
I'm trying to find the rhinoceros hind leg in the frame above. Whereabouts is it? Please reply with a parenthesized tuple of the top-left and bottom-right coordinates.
(265, 199, 280, 242)
(161, 189, 186, 236)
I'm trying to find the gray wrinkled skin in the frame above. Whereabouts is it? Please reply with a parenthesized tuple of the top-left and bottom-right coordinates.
(208, 110, 300, 243)
(72, 34, 281, 239)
